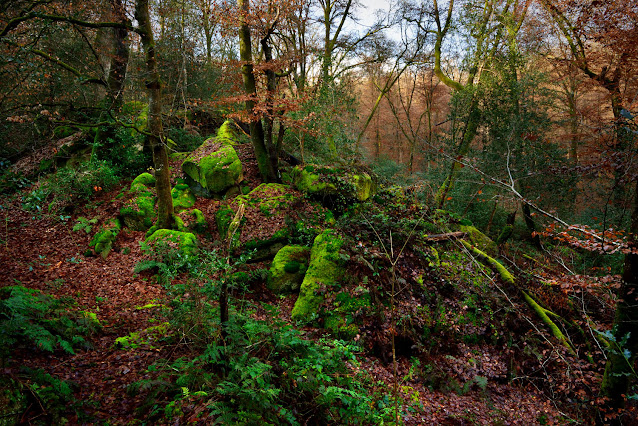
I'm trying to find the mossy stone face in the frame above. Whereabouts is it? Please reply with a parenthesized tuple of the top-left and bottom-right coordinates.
(175, 208, 208, 235)
(145, 229, 198, 257)
(89, 218, 122, 258)
(171, 183, 196, 211)
(215, 120, 238, 145)
(120, 173, 156, 231)
(289, 166, 336, 194)
(267, 245, 311, 294)
(182, 141, 243, 197)
(130, 172, 156, 192)
(349, 173, 374, 201)
(291, 230, 346, 322)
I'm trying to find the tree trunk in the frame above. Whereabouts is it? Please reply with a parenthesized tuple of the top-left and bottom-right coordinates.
(600, 180, 638, 419)
(237, 0, 277, 182)
(135, 0, 174, 230)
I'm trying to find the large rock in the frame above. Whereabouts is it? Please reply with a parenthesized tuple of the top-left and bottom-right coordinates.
(288, 165, 376, 206)
(291, 229, 346, 322)
(181, 120, 243, 198)
(120, 173, 156, 231)
(267, 245, 311, 294)
(145, 229, 198, 258)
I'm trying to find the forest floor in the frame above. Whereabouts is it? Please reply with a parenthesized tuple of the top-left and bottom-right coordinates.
(1, 143, 636, 425)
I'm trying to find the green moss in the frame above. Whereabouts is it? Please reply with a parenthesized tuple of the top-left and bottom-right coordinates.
(115, 322, 169, 350)
(120, 191, 156, 231)
(239, 183, 298, 216)
(171, 184, 196, 211)
(182, 142, 243, 196)
(53, 125, 76, 139)
(145, 229, 198, 257)
(290, 166, 335, 194)
(267, 245, 311, 294)
(175, 209, 207, 235)
(216, 120, 239, 145)
(324, 291, 371, 339)
(350, 173, 374, 201)
(459, 225, 497, 255)
(89, 218, 122, 258)
(216, 207, 235, 239)
(291, 230, 345, 322)
(130, 172, 156, 192)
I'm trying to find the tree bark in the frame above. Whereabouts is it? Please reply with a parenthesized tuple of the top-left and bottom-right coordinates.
(135, 0, 174, 230)
(600, 180, 638, 416)
(238, 0, 277, 182)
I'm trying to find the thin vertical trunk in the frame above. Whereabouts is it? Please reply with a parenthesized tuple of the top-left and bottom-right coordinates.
(135, 0, 174, 230)
(238, 0, 277, 182)
(600, 180, 638, 422)
(106, 0, 129, 111)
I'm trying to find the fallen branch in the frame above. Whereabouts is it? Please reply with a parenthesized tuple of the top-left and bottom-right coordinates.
(423, 231, 468, 242)
(461, 240, 577, 355)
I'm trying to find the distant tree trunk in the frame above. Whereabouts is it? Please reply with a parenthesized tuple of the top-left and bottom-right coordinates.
(599, 180, 638, 420)
(106, 0, 129, 111)
(135, 0, 174, 230)
(238, 0, 277, 182)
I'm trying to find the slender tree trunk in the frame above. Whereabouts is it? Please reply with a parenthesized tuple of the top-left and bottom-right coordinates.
(599, 182, 638, 423)
(135, 0, 174, 230)
(238, 0, 277, 182)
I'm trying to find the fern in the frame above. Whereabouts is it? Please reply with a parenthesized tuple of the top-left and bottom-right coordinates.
(0, 286, 96, 358)
(73, 216, 98, 234)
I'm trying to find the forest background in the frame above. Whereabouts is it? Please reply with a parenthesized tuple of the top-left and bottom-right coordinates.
(1, 0, 638, 424)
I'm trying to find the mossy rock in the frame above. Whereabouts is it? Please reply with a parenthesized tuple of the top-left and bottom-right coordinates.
(324, 290, 371, 339)
(291, 229, 346, 322)
(130, 172, 156, 191)
(120, 173, 156, 231)
(237, 183, 299, 216)
(182, 140, 243, 197)
(89, 218, 122, 258)
(171, 183, 196, 212)
(349, 172, 375, 202)
(215, 120, 239, 145)
(145, 229, 198, 257)
(289, 165, 336, 195)
(459, 225, 497, 255)
(267, 245, 311, 294)
(175, 209, 208, 235)
(115, 322, 169, 350)
(53, 125, 76, 139)
(288, 166, 376, 210)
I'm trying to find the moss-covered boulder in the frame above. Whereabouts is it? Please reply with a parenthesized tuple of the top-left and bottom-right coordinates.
(175, 209, 208, 235)
(120, 173, 157, 231)
(291, 229, 346, 322)
(181, 120, 243, 198)
(89, 218, 122, 258)
(324, 289, 371, 339)
(288, 165, 376, 208)
(289, 165, 337, 195)
(171, 183, 196, 211)
(232, 184, 304, 261)
(267, 245, 311, 294)
(145, 229, 198, 257)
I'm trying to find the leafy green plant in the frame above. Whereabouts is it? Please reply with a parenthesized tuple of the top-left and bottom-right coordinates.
(0, 286, 100, 360)
(22, 160, 119, 214)
(73, 216, 98, 234)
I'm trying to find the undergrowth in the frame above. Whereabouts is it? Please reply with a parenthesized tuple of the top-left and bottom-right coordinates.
(0, 285, 100, 361)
